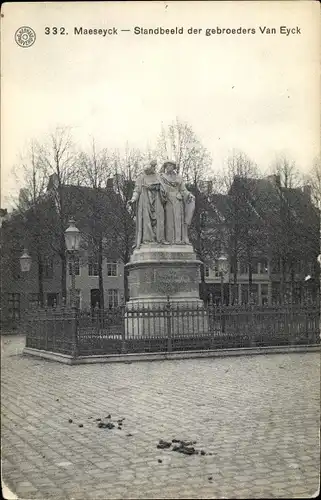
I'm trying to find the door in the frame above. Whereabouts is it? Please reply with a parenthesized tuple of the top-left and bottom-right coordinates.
(90, 289, 100, 310)
(47, 293, 58, 307)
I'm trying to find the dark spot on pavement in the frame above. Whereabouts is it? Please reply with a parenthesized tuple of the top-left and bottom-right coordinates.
(98, 422, 115, 429)
(68, 419, 73, 423)
(157, 440, 172, 449)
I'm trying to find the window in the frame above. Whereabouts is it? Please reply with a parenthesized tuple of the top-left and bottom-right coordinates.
(240, 262, 249, 275)
(261, 284, 269, 305)
(272, 283, 281, 305)
(214, 265, 220, 278)
(204, 266, 210, 278)
(241, 285, 248, 305)
(7, 293, 20, 320)
(271, 259, 280, 274)
(251, 260, 259, 274)
(259, 260, 268, 274)
(107, 262, 117, 277)
(43, 258, 53, 279)
(68, 256, 80, 276)
(250, 284, 259, 304)
(108, 289, 119, 309)
(28, 293, 39, 308)
(88, 256, 99, 276)
(47, 293, 58, 307)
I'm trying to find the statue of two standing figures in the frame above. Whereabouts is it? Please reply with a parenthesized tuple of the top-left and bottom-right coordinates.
(128, 160, 195, 248)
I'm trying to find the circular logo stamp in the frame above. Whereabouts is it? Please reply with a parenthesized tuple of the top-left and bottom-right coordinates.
(15, 26, 36, 48)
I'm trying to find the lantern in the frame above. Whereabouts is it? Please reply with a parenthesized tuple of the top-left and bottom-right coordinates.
(20, 249, 32, 273)
(217, 254, 228, 275)
(64, 219, 81, 252)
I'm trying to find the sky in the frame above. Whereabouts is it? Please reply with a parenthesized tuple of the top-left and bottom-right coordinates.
(1, 1, 320, 209)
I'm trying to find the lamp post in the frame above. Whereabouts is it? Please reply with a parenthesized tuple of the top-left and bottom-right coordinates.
(218, 254, 228, 306)
(64, 220, 81, 308)
(20, 249, 32, 322)
(20, 248, 32, 274)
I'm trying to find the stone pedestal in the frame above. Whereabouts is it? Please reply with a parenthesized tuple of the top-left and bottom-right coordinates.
(125, 244, 208, 338)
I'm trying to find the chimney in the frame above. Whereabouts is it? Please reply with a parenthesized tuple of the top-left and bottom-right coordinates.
(106, 178, 114, 189)
(303, 185, 312, 199)
(47, 173, 59, 191)
(266, 174, 281, 188)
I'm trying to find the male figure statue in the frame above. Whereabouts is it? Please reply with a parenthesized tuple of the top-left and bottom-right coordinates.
(128, 160, 165, 248)
(159, 161, 195, 244)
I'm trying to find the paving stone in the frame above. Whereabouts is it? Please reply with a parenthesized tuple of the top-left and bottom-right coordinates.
(1, 336, 319, 499)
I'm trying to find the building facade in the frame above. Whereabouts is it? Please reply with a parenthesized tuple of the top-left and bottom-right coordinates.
(1, 252, 125, 328)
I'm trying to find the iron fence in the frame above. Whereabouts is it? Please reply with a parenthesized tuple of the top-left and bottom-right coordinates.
(25, 302, 320, 357)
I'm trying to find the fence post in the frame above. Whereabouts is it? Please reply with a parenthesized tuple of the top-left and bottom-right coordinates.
(221, 304, 226, 334)
(249, 300, 256, 347)
(121, 306, 127, 354)
(289, 303, 295, 345)
(209, 301, 216, 350)
(71, 306, 78, 358)
(166, 296, 172, 352)
(45, 306, 48, 350)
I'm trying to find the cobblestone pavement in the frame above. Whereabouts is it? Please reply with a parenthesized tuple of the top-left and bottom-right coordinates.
(1, 335, 320, 499)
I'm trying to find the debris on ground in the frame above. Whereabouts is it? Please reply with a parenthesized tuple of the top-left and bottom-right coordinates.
(172, 444, 196, 455)
(157, 439, 212, 456)
(158, 459, 163, 463)
(69, 414, 126, 431)
(98, 421, 115, 429)
(157, 439, 172, 449)
(96, 415, 126, 430)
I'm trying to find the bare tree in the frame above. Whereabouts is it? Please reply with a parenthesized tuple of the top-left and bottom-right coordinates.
(77, 140, 111, 309)
(35, 127, 78, 302)
(219, 149, 259, 193)
(217, 150, 261, 304)
(271, 154, 302, 188)
(306, 156, 321, 208)
(12, 141, 52, 306)
(107, 147, 144, 301)
(269, 155, 304, 301)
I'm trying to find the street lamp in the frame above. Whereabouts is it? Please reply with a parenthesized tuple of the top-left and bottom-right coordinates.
(20, 249, 32, 273)
(64, 220, 81, 308)
(20, 249, 32, 321)
(217, 254, 228, 305)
